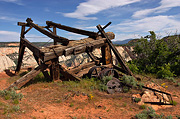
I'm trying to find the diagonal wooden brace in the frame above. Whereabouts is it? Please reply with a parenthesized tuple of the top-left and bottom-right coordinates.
(7, 64, 48, 90)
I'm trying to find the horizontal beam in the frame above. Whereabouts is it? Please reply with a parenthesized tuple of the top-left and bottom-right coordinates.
(46, 21, 98, 38)
(26, 18, 69, 45)
(17, 22, 48, 28)
(43, 38, 106, 61)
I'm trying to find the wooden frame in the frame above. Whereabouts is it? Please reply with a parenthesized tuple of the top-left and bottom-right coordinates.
(7, 18, 133, 90)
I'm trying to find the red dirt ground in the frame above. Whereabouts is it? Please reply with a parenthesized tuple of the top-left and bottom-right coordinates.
(0, 71, 180, 119)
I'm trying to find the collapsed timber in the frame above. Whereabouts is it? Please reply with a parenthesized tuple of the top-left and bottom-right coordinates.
(7, 18, 173, 105)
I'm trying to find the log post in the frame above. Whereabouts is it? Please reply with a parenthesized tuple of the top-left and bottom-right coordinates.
(15, 26, 26, 73)
(49, 27, 60, 81)
(101, 43, 112, 65)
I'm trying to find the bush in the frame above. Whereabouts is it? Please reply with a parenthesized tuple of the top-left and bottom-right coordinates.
(131, 31, 180, 78)
(157, 64, 175, 78)
(0, 89, 23, 101)
(127, 61, 139, 73)
(135, 107, 172, 119)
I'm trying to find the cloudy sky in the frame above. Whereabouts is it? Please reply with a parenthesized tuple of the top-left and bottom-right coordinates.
(0, 0, 180, 42)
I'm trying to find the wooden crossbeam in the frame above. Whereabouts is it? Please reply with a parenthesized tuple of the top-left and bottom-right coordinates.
(26, 18, 69, 45)
(43, 38, 106, 61)
(46, 21, 98, 38)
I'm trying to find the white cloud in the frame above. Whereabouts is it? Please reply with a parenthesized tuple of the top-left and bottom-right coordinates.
(0, 31, 19, 42)
(113, 33, 140, 41)
(112, 15, 180, 40)
(63, 0, 141, 20)
(0, 16, 23, 22)
(0, 0, 23, 5)
(133, 0, 180, 18)
(0, 31, 52, 42)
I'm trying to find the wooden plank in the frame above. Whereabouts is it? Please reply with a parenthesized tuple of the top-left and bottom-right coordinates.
(15, 26, 26, 73)
(69, 61, 96, 74)
(26, 18, 69, 45)
(97, 25, 133, 76)
(59, 65, 81, 81)
(7, 64, 48, 89)
(75, 67, 91, 78)
(46, 21, 98, 38)
(17, 22, 48, 28)
(43, 38, 106, 61)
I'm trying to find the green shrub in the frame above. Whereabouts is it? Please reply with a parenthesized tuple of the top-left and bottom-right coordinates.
(122, 75, 137, 87)
(139, 105, 147, 109)
(12, 105, 20, 112)
(135, 107, 172, 119)
(170, 101, 177, 106)
(134, 98, 141, 103)
(166, 77, 176, 83)
(0, 90, 23, 101)
(157, 64, 175, 78)
(127, 61, 139, 73)
(131, 31, 180, 77)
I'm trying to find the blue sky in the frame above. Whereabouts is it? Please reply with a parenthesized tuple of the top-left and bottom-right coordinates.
(0, 0, 180, 42)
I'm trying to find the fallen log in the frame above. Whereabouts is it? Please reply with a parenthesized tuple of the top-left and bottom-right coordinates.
(7, 64, 48, 90)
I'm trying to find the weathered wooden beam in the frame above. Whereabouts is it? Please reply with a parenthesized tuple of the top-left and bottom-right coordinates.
(17, 22, 48, 28)
(59, 65, 81, 81)
(50, 58, 60, 81)
(97, 25, 133, 76)
(21, 38, 44, 60)
(69, 61, 96, 74)
(46, 21, 98, 38)
(15, 26, 26, 73)
(26, 18, 69, 45)
(7, 64, 48, 90)
(101, 43, 112, 65)
(43, 38, 106, 61)
(97, 22, 111, 34)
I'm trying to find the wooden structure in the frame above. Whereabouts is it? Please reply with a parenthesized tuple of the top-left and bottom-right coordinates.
(7, 18, 133, 89)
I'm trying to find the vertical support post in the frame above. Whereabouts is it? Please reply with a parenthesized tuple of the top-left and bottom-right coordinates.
(50, 26, 60, 81)
(53, 27, 57, 45)
(16, 26, 26, 73)
(101, 43, 112, 65)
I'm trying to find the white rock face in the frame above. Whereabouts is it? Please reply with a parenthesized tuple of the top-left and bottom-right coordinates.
(0, 46, 133, 71)
(0, 55, 16, 72)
